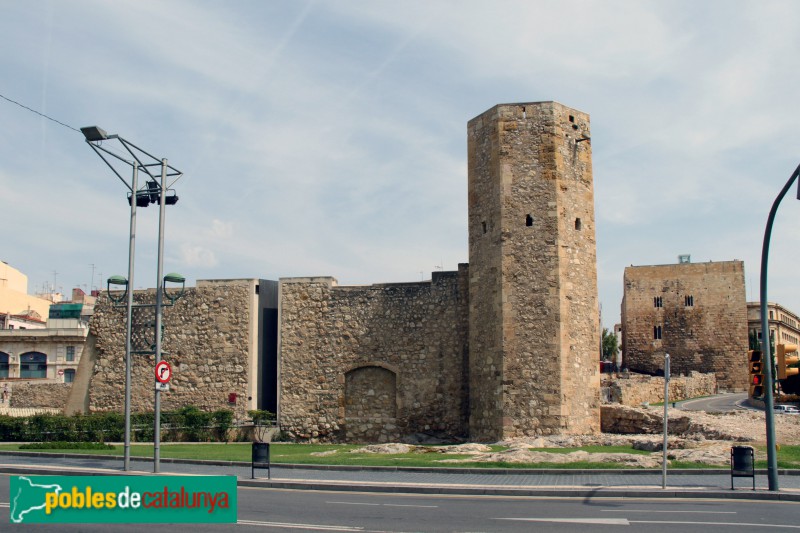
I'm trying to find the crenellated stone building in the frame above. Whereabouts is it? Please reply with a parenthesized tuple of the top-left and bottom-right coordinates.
(75, 101, 602, 442)
(620, 258, 748, 391)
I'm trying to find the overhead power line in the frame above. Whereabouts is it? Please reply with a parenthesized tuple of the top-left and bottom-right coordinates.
(0, 91, 81, 133)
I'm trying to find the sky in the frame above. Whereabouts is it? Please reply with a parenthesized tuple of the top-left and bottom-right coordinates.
(2, 0, 799, 329)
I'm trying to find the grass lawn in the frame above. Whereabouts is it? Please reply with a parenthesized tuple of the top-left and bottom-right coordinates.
(3, 442, 797, 469)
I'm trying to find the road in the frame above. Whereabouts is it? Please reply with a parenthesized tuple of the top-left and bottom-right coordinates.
(679, 393, 749, 412)
(2, 473, 799, 532)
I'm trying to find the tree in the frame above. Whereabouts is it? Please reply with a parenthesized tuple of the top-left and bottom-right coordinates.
(602, 327, 619, 361)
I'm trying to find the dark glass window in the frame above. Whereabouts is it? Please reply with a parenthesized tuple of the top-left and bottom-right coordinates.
(20, 352, 47, 379)
(0, 352, 9, 379)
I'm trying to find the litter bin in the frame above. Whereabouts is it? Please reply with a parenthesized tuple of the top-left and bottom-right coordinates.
(730, 445, 754, 490)
(252, 442, 271, 479)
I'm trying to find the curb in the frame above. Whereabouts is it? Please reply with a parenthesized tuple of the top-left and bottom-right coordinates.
(2, 451, 800, 476)
(1, 464, 798, 502)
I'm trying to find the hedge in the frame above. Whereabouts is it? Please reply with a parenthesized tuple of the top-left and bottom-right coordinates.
(0, 407, 237, 443)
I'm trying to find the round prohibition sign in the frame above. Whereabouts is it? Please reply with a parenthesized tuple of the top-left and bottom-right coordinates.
(155, 361, 172, 383)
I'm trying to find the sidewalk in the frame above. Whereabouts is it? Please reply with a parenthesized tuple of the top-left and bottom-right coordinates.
(2, 451, 799, 501)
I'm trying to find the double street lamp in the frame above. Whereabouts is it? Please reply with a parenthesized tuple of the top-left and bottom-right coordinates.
(82, 126, 185, 472)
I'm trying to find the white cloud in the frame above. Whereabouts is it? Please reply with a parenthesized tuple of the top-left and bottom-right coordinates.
(179, 244, 218, 269)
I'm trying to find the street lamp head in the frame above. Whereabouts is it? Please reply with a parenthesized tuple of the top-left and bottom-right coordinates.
(106, 275, 129, 305)
(81, 126, 108, 142)
(163, 273, 186, 304)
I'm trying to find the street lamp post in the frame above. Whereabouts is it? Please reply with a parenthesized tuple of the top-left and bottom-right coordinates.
(82, 126, 184, 473)
(758, 162, 800, 492)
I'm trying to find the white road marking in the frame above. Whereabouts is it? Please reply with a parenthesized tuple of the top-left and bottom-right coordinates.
(326, 501, 437, 509)
(496, 517, 630, 525)
(631, 521, 800, 529)
(382, 503, 438, 508)
(603, 509, 737, 514)
(327, 501, 381, 506)
(237, 519, 364, 531)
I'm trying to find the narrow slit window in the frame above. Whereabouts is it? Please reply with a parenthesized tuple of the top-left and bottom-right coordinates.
(653, 325, 662, 340)
(654, 296, 663, 308)
(482, 221, 487, 234)
(575, 218, 582, 230)
(685, 295, 694, 307)
(526, 214, 533, 227)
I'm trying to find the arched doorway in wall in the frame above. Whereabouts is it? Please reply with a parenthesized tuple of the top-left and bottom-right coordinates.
(344, 365, 398, 442)
(0, 352, 9, 379)
(20, 352, 47, 379)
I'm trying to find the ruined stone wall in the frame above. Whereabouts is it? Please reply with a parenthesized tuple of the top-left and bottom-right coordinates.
(9, 382, 71, 409)
(278, 268, 469, 443)
(604, 372, 717, 406)
(621, 261, 748, 391)
(467, 102, 600, 441)
(88, 279, 259, 421)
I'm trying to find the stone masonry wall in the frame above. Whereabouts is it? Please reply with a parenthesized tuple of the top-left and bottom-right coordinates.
(604, 372, 717, 406)
(88, 279, 258, 421)
(467, 102, 600, 440)
(621, 261, 748, 391)
(10, 382, 72, 409)
(278, 268, 469, 443)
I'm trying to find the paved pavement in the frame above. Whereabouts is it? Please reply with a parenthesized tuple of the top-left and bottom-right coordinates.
(1, 451, 799, 501)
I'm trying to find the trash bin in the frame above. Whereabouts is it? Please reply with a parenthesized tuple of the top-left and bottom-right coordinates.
(252, 442, 271, 479)
(730, 445, 754, 490)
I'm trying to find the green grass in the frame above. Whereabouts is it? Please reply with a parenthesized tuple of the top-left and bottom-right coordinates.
(1, 442, 798, 470)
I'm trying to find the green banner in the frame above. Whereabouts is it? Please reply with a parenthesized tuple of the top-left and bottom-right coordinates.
(9, 475, 237, 524)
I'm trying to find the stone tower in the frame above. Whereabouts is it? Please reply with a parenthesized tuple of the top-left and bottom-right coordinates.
(467, 101, 600, 441)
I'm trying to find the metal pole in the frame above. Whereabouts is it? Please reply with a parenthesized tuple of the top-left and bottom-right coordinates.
(759, 163, 800, 491)
(153, 158, 168, 473)
(123, 165, 138, 472)
(662, 353, 670, 489)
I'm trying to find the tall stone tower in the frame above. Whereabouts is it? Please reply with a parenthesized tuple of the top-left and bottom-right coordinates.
(467, 102, 600, 441)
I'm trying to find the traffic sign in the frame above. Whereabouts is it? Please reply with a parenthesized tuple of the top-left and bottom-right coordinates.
(57, 369, 64, 376)
(155, 361, 172, 383)
(155, 382, 170, 392)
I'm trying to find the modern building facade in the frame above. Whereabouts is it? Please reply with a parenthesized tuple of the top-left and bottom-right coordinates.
(747, 302, 800, 349)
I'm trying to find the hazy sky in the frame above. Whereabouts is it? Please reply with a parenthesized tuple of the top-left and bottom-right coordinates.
(2, 0, 799, 328)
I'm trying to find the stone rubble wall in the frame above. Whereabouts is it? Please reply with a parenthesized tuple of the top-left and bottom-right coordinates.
(279, 268, 470, 443)
(604, 372, 717, 406)
(88, 279, 258, 421)
(9, 382, 72, 409)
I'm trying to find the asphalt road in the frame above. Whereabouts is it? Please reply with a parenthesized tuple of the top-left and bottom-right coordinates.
(2, 473, 799, 532)
(679, 393, 749, 412)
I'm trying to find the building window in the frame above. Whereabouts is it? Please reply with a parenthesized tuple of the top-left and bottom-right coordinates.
(66, 346, 75, 362)
(64, 369, 76, 383)
(0, 352, 9, 379)
(685, 295, 694, 307)
(653, 325, 662, 340)
(770, 311, 774, 319)
(526, 214, 533, 227)
(20, 352, 47, 379)
(654, 296, 663, 308)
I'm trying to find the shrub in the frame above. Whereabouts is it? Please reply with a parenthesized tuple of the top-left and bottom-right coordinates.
(20, 441, 115, 450)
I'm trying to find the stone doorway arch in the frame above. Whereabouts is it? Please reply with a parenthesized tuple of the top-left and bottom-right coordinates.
(344, 364, 398, 442)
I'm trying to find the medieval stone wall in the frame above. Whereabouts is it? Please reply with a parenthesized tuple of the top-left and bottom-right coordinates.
(604, 372, 717, 406)
(467, 102, 600, 440)
(621, 261, 748, 391)
(278, 268, 469, 443)
(88, 279, 259, 421)
(9, 382, 71, 409)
